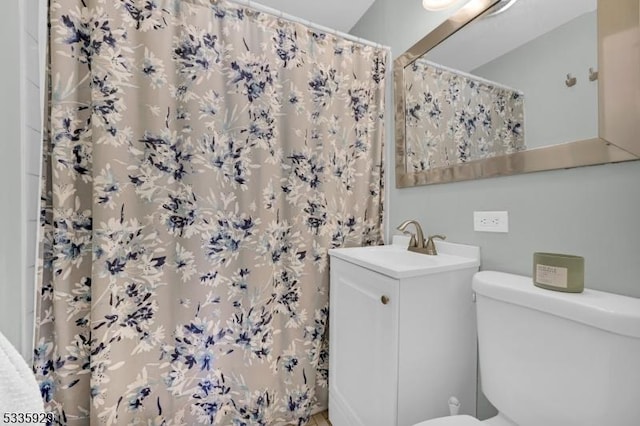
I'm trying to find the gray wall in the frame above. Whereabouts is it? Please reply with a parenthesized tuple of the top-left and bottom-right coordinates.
(0, 0, 43, 360)
(0, 0, 24, 351)
(351, 0, 640, 299)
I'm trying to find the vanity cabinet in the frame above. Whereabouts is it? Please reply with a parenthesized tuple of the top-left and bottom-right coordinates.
(328, 242, 480, 426)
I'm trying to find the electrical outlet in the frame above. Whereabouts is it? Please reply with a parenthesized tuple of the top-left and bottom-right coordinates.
(474, 211, 509, 233)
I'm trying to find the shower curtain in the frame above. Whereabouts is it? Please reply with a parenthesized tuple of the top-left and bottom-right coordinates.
(404, 59, 525, 171)
(33, 1, 387, 424)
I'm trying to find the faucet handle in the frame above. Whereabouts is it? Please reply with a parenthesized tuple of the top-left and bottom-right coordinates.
(425, 235, 446, 255)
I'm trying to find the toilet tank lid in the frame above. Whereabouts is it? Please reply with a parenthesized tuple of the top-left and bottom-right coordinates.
(473, 271, 640, 339)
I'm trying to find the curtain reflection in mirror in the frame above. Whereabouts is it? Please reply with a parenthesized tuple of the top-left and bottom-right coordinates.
(404, 60, 525, 172)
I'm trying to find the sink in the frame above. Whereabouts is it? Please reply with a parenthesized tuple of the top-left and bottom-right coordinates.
(328, 236, 480, 279)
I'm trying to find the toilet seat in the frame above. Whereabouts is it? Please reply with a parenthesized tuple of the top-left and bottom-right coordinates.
(414, 415, 482, 426)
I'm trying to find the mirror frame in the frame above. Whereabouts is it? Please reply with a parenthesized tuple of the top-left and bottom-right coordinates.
(394, 0, 640, 187)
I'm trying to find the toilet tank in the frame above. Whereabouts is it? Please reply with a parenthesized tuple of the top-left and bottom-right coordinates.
(473, 271, 640, 426)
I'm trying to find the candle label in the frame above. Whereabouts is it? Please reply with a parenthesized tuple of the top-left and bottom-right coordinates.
(536, 264, 568, 288)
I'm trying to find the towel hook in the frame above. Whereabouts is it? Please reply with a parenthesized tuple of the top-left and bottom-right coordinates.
(589, 67, 599, 82)
(565, 73, 577, 87)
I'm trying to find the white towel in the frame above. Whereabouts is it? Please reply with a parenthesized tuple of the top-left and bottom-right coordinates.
(0, 332, 44, 423)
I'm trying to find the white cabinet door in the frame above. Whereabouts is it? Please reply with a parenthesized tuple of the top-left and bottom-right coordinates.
(329, 258, 399, 426)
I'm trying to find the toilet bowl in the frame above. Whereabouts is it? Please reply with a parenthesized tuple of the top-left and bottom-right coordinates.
(415, 413, 515, 426)
(414, 414, 480, 425)
(414, 271, 640, 426)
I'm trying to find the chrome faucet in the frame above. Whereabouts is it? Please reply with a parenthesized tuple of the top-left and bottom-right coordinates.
(396, 220, 446, 255)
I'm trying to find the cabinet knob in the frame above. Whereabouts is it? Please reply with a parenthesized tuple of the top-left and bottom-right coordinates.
(381, 295, 390, 305)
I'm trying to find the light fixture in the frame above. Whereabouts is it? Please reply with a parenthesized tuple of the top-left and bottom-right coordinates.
(422, 0, 458, 11)
(483, 0, 519, 18)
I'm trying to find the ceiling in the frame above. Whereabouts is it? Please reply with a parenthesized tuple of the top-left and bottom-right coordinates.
(253, 0, 376, 33)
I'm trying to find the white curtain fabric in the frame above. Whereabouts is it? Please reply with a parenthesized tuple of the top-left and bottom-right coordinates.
(0, 332, 45, 425)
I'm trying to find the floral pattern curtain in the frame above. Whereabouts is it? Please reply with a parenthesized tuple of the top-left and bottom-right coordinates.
(404, 59, 525, 172)
(33, 1, 387, 424)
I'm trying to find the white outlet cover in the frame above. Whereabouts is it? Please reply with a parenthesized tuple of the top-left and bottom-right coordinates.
(474, 211, 509, 233)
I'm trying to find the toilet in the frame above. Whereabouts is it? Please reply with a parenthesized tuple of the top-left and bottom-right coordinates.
(416, 270, 640, 426)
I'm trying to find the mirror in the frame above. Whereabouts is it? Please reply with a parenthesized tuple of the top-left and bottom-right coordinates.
(394, 0, 640, 187)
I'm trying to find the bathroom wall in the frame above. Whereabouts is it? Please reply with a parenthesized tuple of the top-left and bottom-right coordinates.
(0, 0, 43, 360)
(351, 0, 640, 300)
(0, 0, 25, 353)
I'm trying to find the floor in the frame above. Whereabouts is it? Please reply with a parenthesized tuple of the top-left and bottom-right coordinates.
(308, 410, 331, 426)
